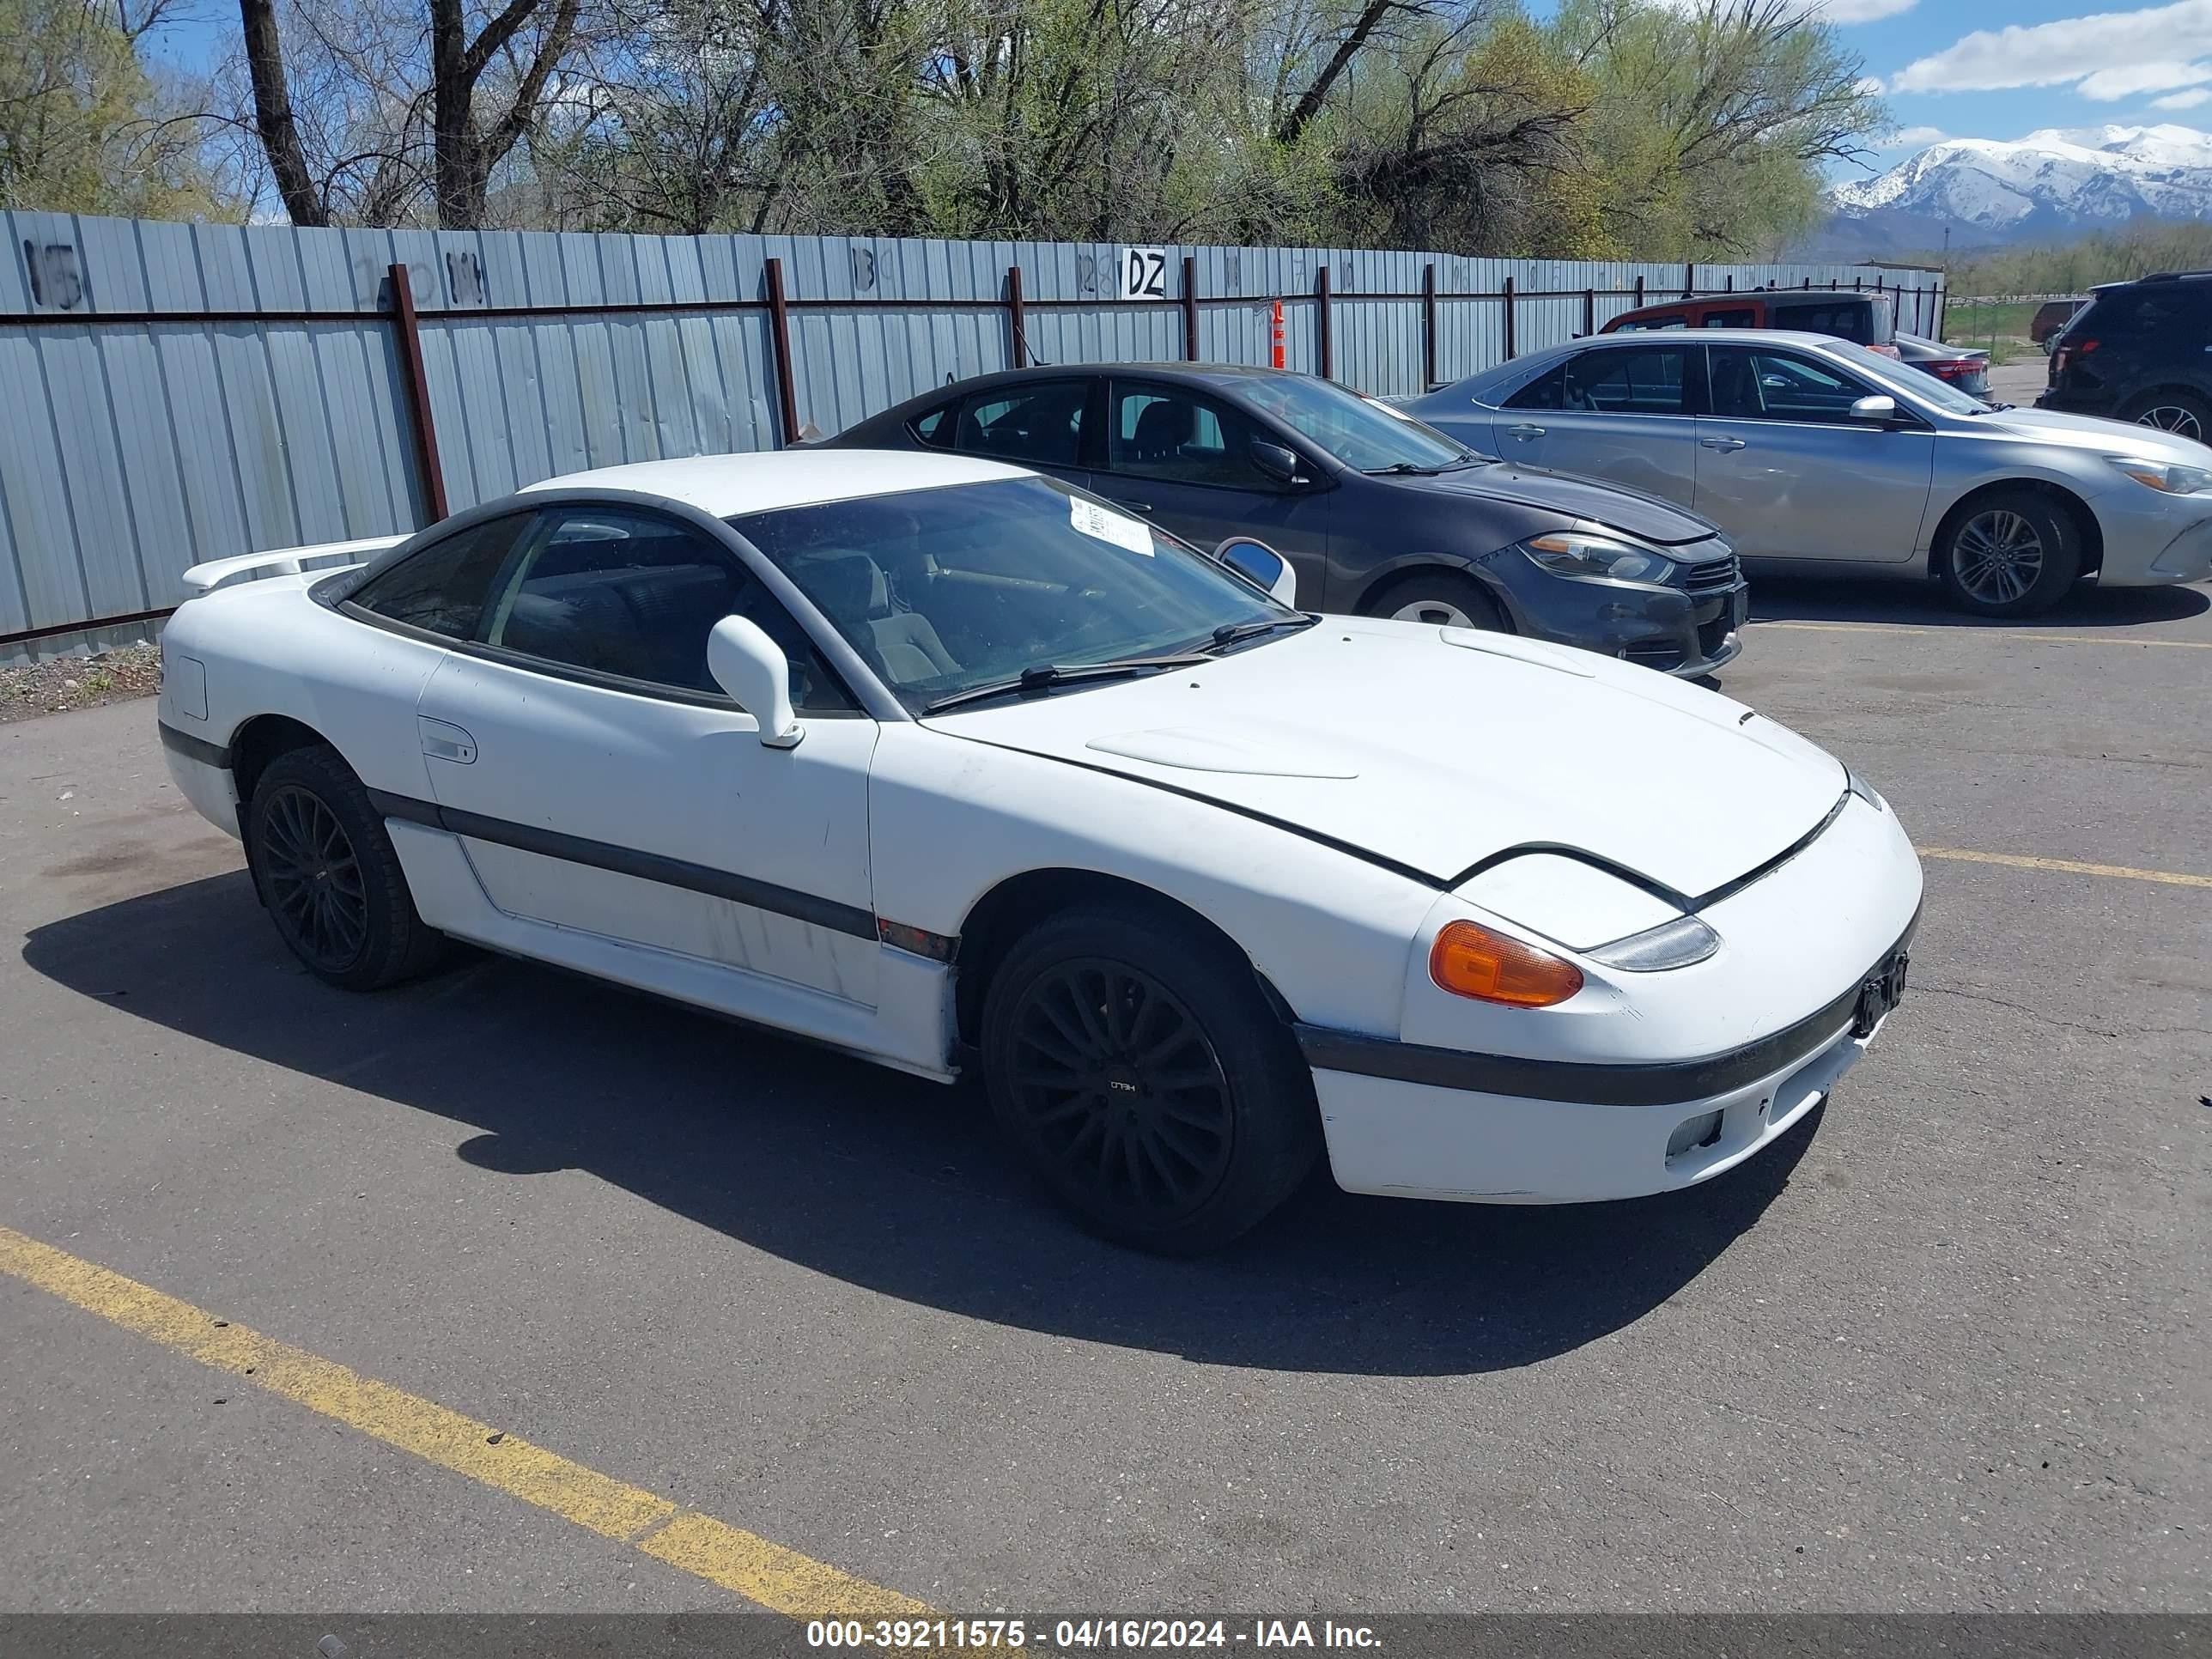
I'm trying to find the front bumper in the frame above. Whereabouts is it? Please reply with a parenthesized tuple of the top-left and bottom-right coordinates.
(1299, 849, 1920, 1205)
(1485, 545, 1748, 677)
(1306, 1012, 1873, 1203)
(2081, 480, 2212, 586)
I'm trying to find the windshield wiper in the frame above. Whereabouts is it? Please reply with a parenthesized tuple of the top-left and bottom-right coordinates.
(920, 653, 1212, 715)
(1208, 615, 1316, 652)
(1364, 451, 1489, 477)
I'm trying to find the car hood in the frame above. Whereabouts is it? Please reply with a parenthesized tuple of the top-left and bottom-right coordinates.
(1389, 461, 1722, 547)
(1974, 404, 2207, 463)
(925, 618, 1844, 901)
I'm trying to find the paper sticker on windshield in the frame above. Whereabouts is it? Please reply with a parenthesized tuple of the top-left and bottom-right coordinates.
(1071, 498, 1155, 556)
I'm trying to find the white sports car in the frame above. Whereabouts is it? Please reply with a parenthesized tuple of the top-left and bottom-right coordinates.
(156, 451, 1923, 1252)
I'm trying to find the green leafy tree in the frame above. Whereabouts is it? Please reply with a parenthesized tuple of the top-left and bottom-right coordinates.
(0, 0, 237, 216)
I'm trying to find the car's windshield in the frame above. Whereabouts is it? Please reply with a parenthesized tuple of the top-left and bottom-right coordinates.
(727, 476, 1296, 715)
(1830, 339, 1992, 414)
(1233, 374, 1479, 471)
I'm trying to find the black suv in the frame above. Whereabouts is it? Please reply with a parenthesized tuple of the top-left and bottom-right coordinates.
(2039, 270, 2212, 441)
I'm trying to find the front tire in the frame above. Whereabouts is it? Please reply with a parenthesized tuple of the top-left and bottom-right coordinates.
(1361, 569, 1507, 631)
(1935, 490, 2081, 617)
(246, 745, 443, 991)
(2121, 389, 2212, 445)
(980, 905, 1320, 1254)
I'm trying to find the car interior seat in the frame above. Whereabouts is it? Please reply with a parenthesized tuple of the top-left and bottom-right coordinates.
(793, 549, 962, 685)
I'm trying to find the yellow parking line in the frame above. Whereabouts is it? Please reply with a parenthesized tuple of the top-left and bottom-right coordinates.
(0, 1224, 932, 1620)
(1755, 620, 2212, 648)
(1922, 847, 2212, 888)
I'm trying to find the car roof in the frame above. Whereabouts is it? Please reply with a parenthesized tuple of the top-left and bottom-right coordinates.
(1437, 328, 1884, 401)
(857, 361, 1327, 419)
(516, 449, 1030, 516)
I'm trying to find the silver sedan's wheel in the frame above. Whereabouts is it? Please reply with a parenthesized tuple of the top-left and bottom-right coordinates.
(1935, 489, 2080, 618)
(1389, 597, 1475, 627)
(1950, 508, 2045, 608)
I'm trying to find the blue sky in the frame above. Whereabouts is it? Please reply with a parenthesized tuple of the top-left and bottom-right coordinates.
(149, 0, 2212, 175)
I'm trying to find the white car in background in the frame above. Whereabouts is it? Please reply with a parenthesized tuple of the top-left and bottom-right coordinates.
(157, 452, 1923, 1252)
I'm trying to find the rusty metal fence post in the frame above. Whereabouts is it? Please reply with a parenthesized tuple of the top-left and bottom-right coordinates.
(1007, 264, 1028, 368)
(764, 256, 800, 445)
(1316, 264, 1332, 380)
(1422, 264, 1438, 389)
(386, 263, 449, 524)
(1182, 257, 1200, 362)
(1502, 274, 1516, 360)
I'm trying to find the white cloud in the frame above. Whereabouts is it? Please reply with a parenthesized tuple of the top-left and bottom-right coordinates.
(1856, 75, 1886, 94)
(2075, 59, 2212, 98)
(1882, 125, 1949, 147)
(1891, 0, 2212, 95)
(2154, 85, 2212, 105)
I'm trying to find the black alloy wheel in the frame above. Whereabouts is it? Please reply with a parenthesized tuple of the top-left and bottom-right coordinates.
(246, 744, 445, 991)
(258, 782, 370, 975)
(1005, 957, 1237, 1221)
(981, 904, 1320, 1254)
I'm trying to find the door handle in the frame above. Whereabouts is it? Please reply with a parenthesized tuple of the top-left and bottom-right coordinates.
(419, 715, 477, 764)
(1699, 436, 1747, 453)
(1505, 423, 1545, 441)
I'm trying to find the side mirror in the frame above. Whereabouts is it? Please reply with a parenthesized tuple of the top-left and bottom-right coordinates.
(1850, 394, 1900, 424)
(1215, 538, 1297, 607)
(1249, 439, 1306, 485)
(707, 616, 804, 748)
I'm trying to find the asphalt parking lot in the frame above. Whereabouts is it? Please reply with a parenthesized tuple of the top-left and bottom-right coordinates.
(1, 574, 2206, 1618)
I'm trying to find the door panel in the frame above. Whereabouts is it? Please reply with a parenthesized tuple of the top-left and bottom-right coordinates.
(418, 655, 882, 1002)
(413, 504, 882, 1005)
(1098, 380, 1331, 605)
(1694, 346, 1935, 562)
(1492, 344, 1698, 509)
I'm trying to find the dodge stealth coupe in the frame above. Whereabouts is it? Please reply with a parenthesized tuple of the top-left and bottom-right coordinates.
(156, 451, 1923, 1252)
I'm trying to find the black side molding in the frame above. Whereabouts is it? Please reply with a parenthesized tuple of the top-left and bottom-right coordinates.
(1298, 906, 1920, 1108)
(364, 788, 878, 941)
(157, 722, 231, 769)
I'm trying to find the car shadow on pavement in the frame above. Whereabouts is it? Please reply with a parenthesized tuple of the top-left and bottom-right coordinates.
(1745, 571, 2210, 629)
(24, 870, 1821, 1378)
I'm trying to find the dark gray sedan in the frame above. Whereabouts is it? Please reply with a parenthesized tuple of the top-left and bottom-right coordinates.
(825, 365, 1749, 676)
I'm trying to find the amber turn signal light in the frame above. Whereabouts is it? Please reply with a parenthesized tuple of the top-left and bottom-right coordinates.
(1430, 921, 1584, 1008)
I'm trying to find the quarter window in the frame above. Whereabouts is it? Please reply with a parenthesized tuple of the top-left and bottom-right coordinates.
(1700, 307, 1756, 327)
(911, 404, 956, 447)
(348, 514, 531, 640)
(1561, 346, 1689, 416)
(1504, 365, 1565, 410)
(483, 508, 852, 711)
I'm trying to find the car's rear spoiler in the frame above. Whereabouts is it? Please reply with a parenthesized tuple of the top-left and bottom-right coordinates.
(179, 534, 409, 598)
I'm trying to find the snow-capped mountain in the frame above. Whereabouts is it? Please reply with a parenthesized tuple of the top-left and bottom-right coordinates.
(1830, 124, 2212, 240)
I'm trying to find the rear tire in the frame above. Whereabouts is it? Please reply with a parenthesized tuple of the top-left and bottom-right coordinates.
(980, 904, 1320, 1255)
(2120, 389, 2212, 445)
(1361, 569, 1507, 631)
(246, 745, 444, 991)
(1935, 489, 2081, 618)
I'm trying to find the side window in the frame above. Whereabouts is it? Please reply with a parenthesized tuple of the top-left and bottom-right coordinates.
(348, 514, 531, 640)
(1700, 307, 1756, 328)
(1614, 312, 1687, 332)
(1107, 383, 1273, 488)
(484, 508, 853, 712)
(911, 404, 956, 448)
(1562, 346, 1688, 416)
(1708, 347, 1872, 423)
(1504, 365, 1565, 410)
(951, 380, 1089, 467)
(1769, 301, 1873, 344)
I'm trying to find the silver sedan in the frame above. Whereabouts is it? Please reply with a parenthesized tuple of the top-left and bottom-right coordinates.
(1407, 328, 2212, 617)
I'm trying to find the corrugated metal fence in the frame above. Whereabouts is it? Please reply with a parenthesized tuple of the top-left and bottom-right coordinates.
(0, 211, 1942, 659)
